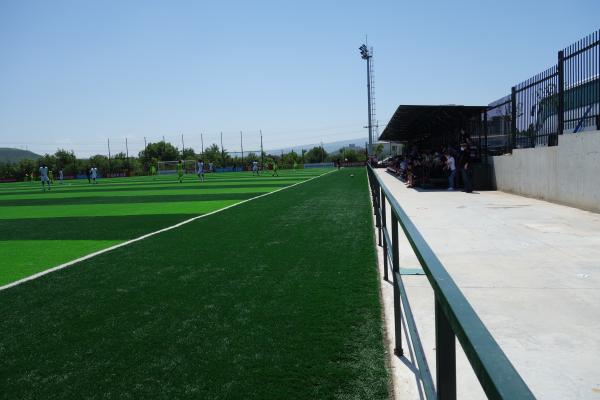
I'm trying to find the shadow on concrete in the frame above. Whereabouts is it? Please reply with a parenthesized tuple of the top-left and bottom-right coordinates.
(400, 314, 426, 400)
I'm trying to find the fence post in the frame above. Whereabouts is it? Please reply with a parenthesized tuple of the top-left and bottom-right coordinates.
(436, 297, 456, 400)
(557, 50, 565, 135)
(510, 86, 517, 152)
(381, 187, 388, 281)
(391, 212, 403, 356)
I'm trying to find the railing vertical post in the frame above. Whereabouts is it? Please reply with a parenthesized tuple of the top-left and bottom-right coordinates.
(510, 86, 517, 153)
(391, 212, 403, 356)
(370, 173, 376, 214)
(377, 186, 382, 246)
(436, 297, 456, 400)
(557, 50, 565, 135)
(483, 110, 488, 164)
(381, 187, 388, 281)
(373, 177, 382, 246)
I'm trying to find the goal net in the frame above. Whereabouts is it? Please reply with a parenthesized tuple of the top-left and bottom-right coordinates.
(157, 160, 197, 175)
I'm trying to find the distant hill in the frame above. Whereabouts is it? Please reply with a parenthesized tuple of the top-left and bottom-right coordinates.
(0, 148, 42, 163)
(267, 138, 367, 155)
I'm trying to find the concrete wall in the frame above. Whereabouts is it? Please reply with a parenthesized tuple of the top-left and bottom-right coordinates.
(490, 130, 600, 212)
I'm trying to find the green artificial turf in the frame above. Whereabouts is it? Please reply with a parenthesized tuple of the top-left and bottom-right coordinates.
(0, 199, 240, 219)
(0, 170, 326, 285)
(0, 240, 121, 286)
(0, 168, 389, 399)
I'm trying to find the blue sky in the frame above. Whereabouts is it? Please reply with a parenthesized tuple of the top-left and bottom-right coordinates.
(1, 0, 598, 157)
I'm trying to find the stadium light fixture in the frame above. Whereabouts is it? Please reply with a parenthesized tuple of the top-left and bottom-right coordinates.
(359, 43, 373, 153)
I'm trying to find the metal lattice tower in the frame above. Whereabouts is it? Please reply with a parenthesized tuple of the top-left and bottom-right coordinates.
(359, 43, 377, 153)
(369, 47, 378, 146)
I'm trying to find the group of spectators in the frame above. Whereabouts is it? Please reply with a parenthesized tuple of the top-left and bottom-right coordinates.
(386, 141, 476, 193)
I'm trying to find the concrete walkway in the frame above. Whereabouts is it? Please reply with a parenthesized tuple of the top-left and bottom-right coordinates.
(373, 168, 600, 400)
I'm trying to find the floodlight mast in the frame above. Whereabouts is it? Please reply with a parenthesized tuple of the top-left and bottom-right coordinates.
(359, 44, 373, 155)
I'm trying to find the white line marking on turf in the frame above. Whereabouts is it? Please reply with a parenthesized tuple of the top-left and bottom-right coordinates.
(0, 170, 337, 292)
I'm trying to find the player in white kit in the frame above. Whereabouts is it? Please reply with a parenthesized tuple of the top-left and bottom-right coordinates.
(39, 164, 51, 191)
(90, 166, 98, 184)
(252, 161, 259, 175)
(197, 159, 205, 182)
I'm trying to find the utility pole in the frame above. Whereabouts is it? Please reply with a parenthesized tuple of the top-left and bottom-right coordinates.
(144, 136, 147, 149)
(321, 141, 324, 163)
(260, 130, 264, 168)
(201, 133, 204, 158)
(240, 131, 244, 165)
(220, 131, 225, 167)
(107, 138, 112, 177)
(181, 134, 185, 158)
(125, 137, 129, 175)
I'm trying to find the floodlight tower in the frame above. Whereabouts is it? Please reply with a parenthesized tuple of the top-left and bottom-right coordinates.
(359, 43, 375, 154)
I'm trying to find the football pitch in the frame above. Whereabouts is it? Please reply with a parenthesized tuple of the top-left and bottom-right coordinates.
(0, 170, 325, 287)
(0, 168, 389, 399)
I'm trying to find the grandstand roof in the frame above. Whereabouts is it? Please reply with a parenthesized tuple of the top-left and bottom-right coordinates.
(379, 105, 486, 144)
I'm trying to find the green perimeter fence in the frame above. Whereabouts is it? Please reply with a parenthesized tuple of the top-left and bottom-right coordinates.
(367, 165, 535, 400)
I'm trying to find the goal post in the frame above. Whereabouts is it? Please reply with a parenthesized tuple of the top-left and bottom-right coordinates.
(157, 160, 197, 175)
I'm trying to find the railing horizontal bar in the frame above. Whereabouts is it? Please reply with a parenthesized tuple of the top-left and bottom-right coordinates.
(369, 166, 535, 400)
(565, 116, 597, 123)
(395, 271, 437, 399)
(564, 40, 600, 59)
(487, 99, 512, 110)
(515, 73, 558, 92)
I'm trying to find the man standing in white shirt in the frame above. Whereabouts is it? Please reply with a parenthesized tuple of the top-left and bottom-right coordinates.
(444, 151, 456, 190)
(39, 163, 51, 191)
(90, 166, 98, 184)
(197, 159, 205, 182)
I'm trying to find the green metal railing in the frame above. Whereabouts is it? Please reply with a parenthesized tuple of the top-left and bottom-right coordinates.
(367, 165, 535, 400)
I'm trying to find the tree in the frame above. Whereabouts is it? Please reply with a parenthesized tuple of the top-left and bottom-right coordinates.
(203, 144, 224, 166)
(374, 143, 384, 159)
(305, 146, 328, 163)
(245, 152, 259, 164)
(17, 158, 37, 180)
(281, 151, 299, 168)
(39, 153, 58, 172)
(111, 152, 127, 175)
(138, 141, 180, 170)
(54, 149, 77, 175)
(88, 155, 110, 175)
(182, 147, 196, 160)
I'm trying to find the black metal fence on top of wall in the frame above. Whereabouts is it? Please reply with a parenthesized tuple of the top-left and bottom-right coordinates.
(475, 29, 600, 155)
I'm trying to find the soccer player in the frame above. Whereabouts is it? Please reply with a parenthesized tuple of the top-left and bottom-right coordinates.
(150, 164, 157, 180)
(58, 169, 64, 184)
(48, 169, 54, 184)
(39, 163, 51, 191)
(252, 160, 259, 175)
(90, 166, 98, 184)
(208, 161, 214, 173)
(197, 159, 205, 182)
(272, 161, 279, 177)
(177, 160, 184, 183)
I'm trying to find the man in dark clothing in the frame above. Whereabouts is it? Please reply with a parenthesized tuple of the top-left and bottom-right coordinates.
(458, 144, 472, 193)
